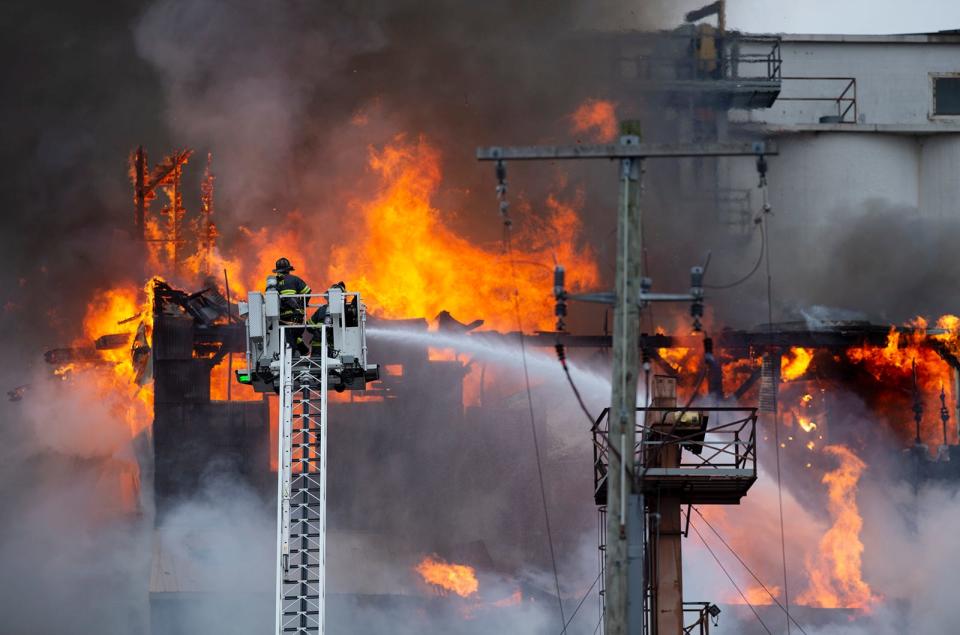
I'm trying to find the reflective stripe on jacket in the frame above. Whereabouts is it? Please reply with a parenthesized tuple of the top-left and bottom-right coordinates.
(273, 273, 311, 317)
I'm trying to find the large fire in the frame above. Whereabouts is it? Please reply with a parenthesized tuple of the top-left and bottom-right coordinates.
(796, 445, 878, 610)
(51, 133, 960, 622)
(73, 284, 154, 438)
(847, 317, 959, 448)
(330, 136, 599, 331)
(415, 555, 479, 598)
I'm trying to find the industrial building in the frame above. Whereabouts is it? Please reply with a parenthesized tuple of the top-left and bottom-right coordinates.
(731, 31, 960, 228)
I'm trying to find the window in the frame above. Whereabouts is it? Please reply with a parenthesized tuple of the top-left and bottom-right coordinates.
(933, 76, 960, 116)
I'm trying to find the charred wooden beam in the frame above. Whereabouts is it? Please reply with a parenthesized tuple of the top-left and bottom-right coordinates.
(732, 367, 762, 401)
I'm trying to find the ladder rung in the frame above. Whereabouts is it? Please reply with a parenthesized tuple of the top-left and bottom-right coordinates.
(282, 594, 320, 600)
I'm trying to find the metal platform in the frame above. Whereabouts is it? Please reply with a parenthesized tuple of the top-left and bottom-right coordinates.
(619, 31, 783, 110)
(641, 78, 782, 109)
(593, 406, 758, 506)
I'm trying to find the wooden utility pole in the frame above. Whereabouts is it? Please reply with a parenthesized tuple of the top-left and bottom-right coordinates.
(476, 137, 774, 635)
(605, 128, 644, 635)
(646, 376, 685, 634)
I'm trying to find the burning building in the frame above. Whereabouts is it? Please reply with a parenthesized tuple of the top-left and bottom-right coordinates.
(7, 2, 960, 634)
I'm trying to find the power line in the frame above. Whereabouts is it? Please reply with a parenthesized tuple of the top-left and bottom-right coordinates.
(496, 162, 568, 633)
(559, 570, 603, 634)
(508, 231, 567, 633)
(691, 507, 810, 635)
(685, 512, 774, 635)
(704, 220, 764, 290)
(761, 195, 793, 635)
(555, 343, 597, 428)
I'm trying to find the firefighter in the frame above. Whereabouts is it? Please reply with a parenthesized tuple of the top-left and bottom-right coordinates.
(270, 257, 311, 354)
(305, 281, 346, 356)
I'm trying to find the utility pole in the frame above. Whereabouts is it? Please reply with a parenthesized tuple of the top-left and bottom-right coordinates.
(606, 126, 644, 635)
(477, 136, 774, 635)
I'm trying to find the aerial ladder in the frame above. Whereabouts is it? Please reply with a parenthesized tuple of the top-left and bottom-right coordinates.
(236, 279, 379, 635)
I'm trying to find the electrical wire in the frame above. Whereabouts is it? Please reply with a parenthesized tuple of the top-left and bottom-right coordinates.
(691, 507, 810, 635)
(555, 343, 597, 428)
(558, 570, 603, 634)
(496, 164, 568, 633)
(760, 179, 793, 635)
(685, 512, 774, 635)
(704, 219, 765, 290)
(509, 235, 568, 633)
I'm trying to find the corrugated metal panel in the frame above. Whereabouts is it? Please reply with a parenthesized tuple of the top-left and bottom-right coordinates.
(153, 315, 195, 360)
(154, 360, 212, 404)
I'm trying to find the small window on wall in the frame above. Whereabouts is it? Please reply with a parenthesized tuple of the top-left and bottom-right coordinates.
(934, 76, 960, 116)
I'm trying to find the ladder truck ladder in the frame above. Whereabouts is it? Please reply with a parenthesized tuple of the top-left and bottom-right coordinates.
(237, 283, 379, 635)
(276, 328, 328, 635)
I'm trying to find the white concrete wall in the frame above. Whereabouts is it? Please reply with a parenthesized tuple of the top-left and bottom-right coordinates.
(721, 37, 960, 228)
(769, 133, 919, 222)
(920, 134, 960, 220)
(722, 133, 920, 231)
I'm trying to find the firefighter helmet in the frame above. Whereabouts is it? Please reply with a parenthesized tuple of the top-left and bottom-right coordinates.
(273, 257, 294, 273)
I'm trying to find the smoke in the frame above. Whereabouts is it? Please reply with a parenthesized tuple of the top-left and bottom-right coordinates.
(773, 201, 960, 324)
(700, 196, 960, 328)
(0, 367, 151, 634)
(131, 0, 635, 237)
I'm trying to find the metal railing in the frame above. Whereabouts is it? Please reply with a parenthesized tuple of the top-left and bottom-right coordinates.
(777, 76, 858, 123)
(624, 33, 782, 84)
(592, 406, 758, 501)
(732, 36, 782, 81)
(271, 292, 362, 326)
(683, 602, 720, 634)
(272, 291, 369, 356)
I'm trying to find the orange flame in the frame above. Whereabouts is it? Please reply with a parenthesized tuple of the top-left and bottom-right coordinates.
(329, 136, 598, 331)
(75, 284, 154, 438)
(731, 584, 779, 606)
(415, 555, 479, 598)
(846, 319, 957, 447)
(797, 445, 878, 610)
(781, 347, 813, 381)
(569, 98, 619, 142)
